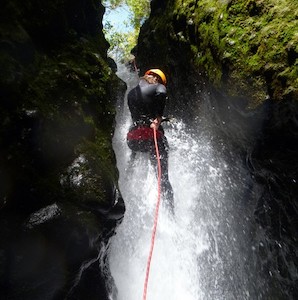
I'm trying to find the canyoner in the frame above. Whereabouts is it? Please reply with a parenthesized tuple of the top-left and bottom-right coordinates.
(125, 68, 174, 298)
(126, 68, 174, 215)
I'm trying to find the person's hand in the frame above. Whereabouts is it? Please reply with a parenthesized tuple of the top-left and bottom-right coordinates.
(150, 117, 161, 130)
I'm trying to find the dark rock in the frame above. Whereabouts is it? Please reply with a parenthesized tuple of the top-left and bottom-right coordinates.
(0, 0, 125, 298)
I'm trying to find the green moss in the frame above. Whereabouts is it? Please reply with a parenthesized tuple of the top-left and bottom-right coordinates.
(221, 0, 297, 101)
(160, 0, 298, 104)
(0, 0, 123, 213)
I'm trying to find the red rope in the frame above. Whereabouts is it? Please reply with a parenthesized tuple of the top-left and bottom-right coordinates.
(142, 128, 162, 300)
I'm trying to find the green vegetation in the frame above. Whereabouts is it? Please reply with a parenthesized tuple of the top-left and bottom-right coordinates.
(144, 0, 297, 106)
(104, 0, 150, 28)
(0, 0, 124, 211)
(103, 20, 138, 61)
(103, 0, 150, 61)
(175, 0, 297, 104)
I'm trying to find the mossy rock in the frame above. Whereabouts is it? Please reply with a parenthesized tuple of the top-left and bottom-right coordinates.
(137, 0, 297, 106)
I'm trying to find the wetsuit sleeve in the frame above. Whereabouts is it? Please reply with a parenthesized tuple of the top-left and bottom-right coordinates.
(154, 84, 167, 117)
(127, 85, 142, 122)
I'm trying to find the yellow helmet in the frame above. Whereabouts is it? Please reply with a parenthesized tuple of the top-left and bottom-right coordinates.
(145, 69, 167, 85)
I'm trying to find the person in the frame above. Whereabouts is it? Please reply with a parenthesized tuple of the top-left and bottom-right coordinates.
(126, 69, 174, 214)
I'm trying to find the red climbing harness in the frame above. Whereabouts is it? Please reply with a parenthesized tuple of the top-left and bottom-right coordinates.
(127, 126, 163, 141)
(142, 128, 162, 300)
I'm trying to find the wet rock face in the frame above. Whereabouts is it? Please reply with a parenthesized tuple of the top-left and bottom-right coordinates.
(136, 0, 297, 106)
(249, 99, 298, 298)
(0, 203, 117, 300)
(0, 0, 125, 299)
(135, 0, 298, 298)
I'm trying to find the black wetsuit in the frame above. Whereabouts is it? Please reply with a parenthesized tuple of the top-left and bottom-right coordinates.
(127, 79, 174, 212)
(128, 79, 166, 124)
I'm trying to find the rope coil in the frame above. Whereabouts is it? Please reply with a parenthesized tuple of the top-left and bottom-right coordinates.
(143, 128, 162, 300)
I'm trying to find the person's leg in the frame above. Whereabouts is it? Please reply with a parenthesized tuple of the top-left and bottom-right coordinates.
(126, 138, 142, 175)
(159, 137, 174, 214)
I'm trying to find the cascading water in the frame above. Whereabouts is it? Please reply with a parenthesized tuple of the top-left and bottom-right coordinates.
(108, 65, 269, 300)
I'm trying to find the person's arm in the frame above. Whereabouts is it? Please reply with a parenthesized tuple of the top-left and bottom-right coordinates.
(127, 85, 143, 122)
(151, 84, 166, 130)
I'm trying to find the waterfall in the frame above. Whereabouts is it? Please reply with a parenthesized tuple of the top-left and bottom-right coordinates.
(108, 65, 268, 300)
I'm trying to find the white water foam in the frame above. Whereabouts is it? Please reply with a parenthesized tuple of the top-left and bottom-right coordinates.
(108, 67, 259, 300)
(110, 120, 210, 300)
